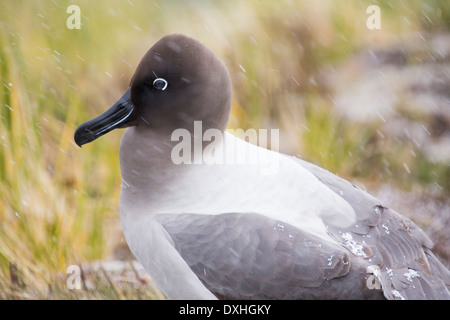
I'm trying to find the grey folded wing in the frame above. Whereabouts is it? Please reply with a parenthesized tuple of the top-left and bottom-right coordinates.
(156, 212, 383, 299)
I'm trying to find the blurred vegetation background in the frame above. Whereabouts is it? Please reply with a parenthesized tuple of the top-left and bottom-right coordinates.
(0, 0, 449, 299)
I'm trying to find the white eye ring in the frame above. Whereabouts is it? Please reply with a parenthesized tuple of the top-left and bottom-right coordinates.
(153, 78, 168, 91)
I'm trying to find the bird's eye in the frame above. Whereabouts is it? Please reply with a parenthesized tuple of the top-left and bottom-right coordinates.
(153, 78, 168, 91)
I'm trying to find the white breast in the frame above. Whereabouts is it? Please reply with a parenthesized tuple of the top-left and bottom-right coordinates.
(120, 130, 356, 241)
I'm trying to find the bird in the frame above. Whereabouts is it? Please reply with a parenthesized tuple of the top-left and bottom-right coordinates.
(74, 34, 450, 300)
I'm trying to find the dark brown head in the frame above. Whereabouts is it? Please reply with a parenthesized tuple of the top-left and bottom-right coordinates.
(74, 34, 232, 147)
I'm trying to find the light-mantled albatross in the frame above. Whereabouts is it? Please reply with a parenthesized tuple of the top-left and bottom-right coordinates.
(74, 34, 450, 300)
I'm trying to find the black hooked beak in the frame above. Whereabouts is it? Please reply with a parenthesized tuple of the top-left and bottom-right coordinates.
(74, 88, 134, 147)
